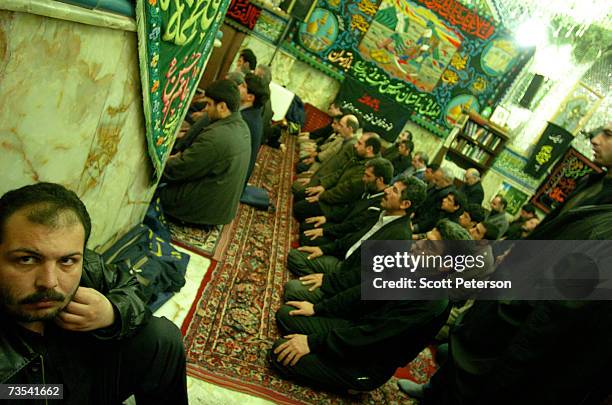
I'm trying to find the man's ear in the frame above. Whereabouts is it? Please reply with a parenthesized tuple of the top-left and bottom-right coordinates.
(400, 199, 411, 210)
(218, 101, 229, 112)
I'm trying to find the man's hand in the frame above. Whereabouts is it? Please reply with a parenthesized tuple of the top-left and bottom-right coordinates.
(300, 273, 323, 291)
(296, 177, 311, 185)
(191, 111, 205, 120)
(192, 93, 206, 103)
(297, 246, 323, 260)
(302, 157, 315, 165)
(304, 228, 324, 240)
(305, 186, 325, 196)
(286, 301, 315, 316)
(305, 216, 326, 227)
(274, 334, 310, 366)
(55, 287, 115, 332)
(305, 195, 319, 203)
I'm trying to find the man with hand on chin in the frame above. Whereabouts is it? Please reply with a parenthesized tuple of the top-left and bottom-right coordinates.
(0, 183, 187, 404)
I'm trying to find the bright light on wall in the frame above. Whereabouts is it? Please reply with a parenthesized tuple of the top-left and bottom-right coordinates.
(515, 19, 549, 47)
(531, 44, 574, 80)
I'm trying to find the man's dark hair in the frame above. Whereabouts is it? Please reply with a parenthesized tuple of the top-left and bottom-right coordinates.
(365, 158, 394, 185)
(465, 203, 485, 223)
(364, 133, 382, 155)
(396, 175, 427, 213)
(427, 162, 439, 171)
(244, 73, 269, 108)
(481, 220, 501, 240)
(444, 190, 467, 215)
(436, 219, 471, 240)
(399, 139, 414, 153)
(205, 79, 240, 112)
(239, 48, 257, 69)
(0, 183, 91, 245)
(521, 203, 536, 214)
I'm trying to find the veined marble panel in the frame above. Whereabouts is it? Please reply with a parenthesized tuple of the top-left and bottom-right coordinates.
(0, 9, 157, 250)
(0, 11, 118, 191)
(76, 33, 155, 249)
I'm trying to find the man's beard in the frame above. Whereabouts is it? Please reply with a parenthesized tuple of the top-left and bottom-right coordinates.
(0, 286, 78, 323)
(365, 181, 378, 194)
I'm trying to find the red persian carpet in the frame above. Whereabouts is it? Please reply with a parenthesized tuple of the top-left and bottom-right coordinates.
(182, 135, 436, 404)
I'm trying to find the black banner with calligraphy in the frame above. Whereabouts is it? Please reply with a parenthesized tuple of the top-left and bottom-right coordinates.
(524, 122, 574, 178)
(335, 76, 409, 141)
(531, 148, 603, 214)
(226, 0, 262, 31)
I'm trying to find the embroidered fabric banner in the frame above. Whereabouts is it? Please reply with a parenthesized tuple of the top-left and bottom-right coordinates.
(136, 0, 231, 179)
(490, 147, 540, 191)
(498, 181, 530, 216)
(531, 148, 603, 214)
(226, 0, 262, 31)
(335, 76, 409, 141)
(356, 0, 532, 129)
(524, 122, 574, 178)
(290, 0, 382, 74)
(253, 9, 289, 43)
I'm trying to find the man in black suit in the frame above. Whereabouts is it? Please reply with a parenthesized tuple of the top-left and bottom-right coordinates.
(285, 175, 426, 290)
(412, 166, 456, 233)
(459, 168, 484, 205)
(270, 176, 449, 393)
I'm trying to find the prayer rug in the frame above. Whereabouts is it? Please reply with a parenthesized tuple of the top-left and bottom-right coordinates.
(182, 135, 433, 404)
(169, 222, 222, 259)
(168, 138, 275, 259)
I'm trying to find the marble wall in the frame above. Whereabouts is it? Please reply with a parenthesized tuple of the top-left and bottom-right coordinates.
(0, 8, 156, 251)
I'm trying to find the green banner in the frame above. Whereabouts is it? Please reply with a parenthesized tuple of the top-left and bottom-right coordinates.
(136, 0, 231, 179)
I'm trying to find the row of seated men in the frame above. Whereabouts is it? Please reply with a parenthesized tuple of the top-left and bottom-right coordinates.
(267, 118, 612, 404)
(1, 97, 610, 402)
(291, 106, 540, 243)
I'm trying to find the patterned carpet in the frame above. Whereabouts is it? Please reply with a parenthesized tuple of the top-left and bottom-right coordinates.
(182, 136, 436, 404)
(169, 222, 222, 258)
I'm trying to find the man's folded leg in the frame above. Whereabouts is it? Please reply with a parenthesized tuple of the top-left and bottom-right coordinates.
(269, 336, 390, 392)
(115, 316, 187, 405)
(286, 249, 341, 276)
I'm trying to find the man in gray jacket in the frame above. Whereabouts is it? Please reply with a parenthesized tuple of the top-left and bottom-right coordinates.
(160, 79, 251, 227)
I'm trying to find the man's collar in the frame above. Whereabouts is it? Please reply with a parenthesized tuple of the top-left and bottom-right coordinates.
(368, 191, 385, 199)
(381, 210, 406, 219)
